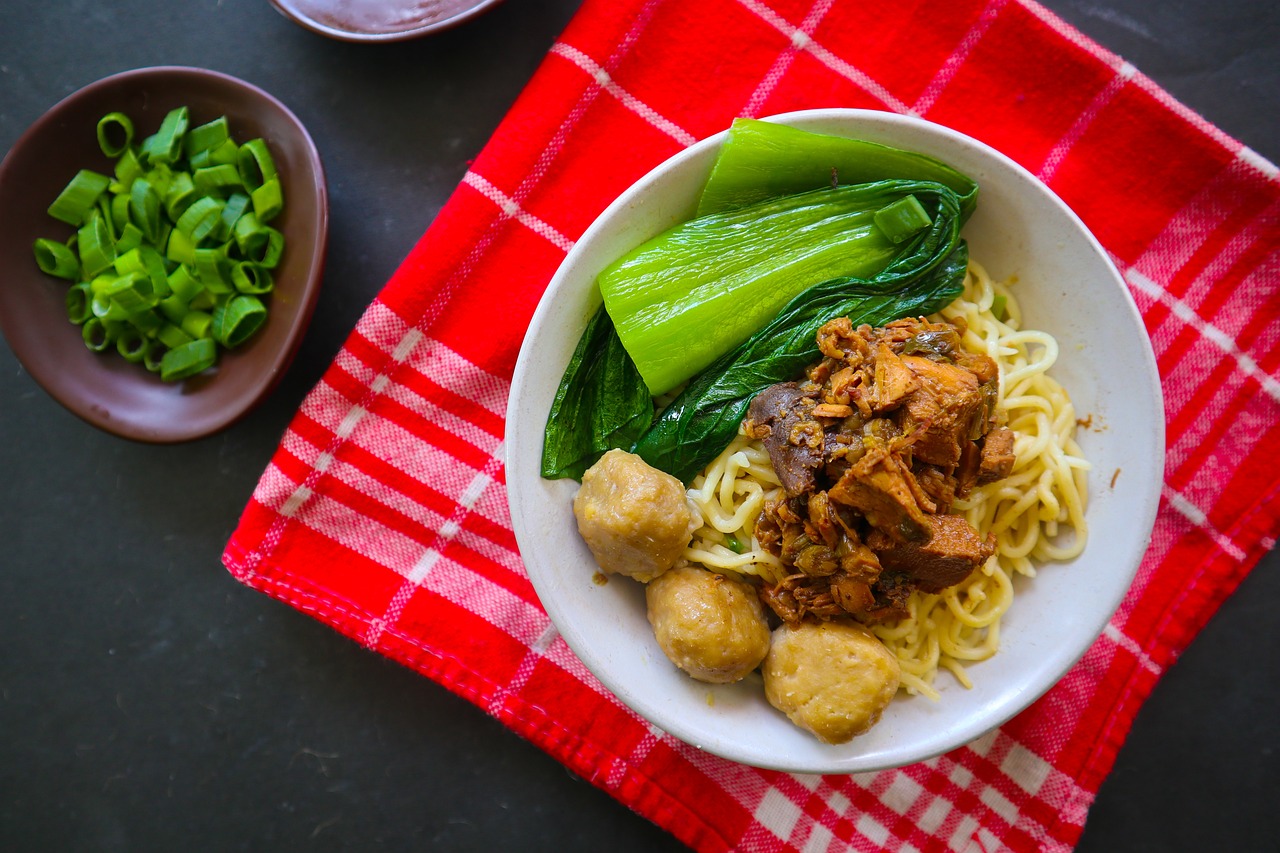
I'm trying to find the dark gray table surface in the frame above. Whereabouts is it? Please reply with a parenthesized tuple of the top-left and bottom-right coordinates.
(1, 1, 1275, 850)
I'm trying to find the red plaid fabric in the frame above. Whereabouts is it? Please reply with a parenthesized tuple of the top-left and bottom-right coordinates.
(222, 0, 1280, 849)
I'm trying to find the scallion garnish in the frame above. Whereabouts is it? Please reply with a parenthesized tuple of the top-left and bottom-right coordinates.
(31, 108, 286, 382)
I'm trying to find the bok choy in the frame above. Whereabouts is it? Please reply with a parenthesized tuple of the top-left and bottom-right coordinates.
(540, 121, 979, 483)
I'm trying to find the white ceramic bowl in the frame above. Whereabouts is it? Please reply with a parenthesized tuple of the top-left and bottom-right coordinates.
(506, 109, 1163, 773)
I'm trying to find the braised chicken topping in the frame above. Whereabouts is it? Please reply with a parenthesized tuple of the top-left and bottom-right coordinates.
(746, 316, 1016, 625)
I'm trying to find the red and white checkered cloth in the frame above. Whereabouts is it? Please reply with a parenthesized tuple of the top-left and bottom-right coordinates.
(222, 0, 1280, 849)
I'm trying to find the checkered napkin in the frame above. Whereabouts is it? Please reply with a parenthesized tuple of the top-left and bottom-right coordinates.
(222, 0, 1280, 849)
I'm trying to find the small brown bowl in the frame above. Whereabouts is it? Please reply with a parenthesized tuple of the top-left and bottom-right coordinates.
(0, 66, 327, 442)
(267, 0, 503, 42)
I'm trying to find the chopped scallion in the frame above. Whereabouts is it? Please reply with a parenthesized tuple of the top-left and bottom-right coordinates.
(96, 112, 134, 158)
(31, 107, 287, 382)
(33, 238, 80, 279)
(48, 170, 111, 226)
(159, 337, 216, 382)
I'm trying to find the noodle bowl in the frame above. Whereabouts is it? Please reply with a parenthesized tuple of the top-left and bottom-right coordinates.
(507, 108, 1161, 772)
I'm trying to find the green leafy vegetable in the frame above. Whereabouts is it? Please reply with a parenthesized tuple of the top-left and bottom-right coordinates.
(541, 122, 980, 482)
(600, 179, 957, 396)
(696, 117, 978, 219)
(540, 307, 655, 480)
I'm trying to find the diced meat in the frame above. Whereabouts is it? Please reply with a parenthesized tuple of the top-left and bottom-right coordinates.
(914, 464, 958, 513)
(761, 575, 847, 623)
(813, 403, 854, 419)
(866, 514, 995, 593)
(858, 571, 915, 623)
(870, 342, 919, 412)
(898, 323, 962, 359)
(747, 381, 824, 494)
(829, 575, 875, 614)
(816, 317, 870, 363)
(899, 355, 983, 467)
(954, 437, 983, 498)
(822, 429, 863, 483)
(955, 351, 999, 384)
(745, 315, 1014, 630)
(828, 446, 930, 542)
(747, 382, 824, 497)
(978, 427, 1017, 483)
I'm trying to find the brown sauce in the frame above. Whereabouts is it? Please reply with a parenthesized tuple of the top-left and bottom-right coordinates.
(276, 0, 485, 35)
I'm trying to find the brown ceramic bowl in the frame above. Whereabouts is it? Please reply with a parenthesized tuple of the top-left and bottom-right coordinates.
(267, 0, 503, 42)
(0, 66, 327, 442)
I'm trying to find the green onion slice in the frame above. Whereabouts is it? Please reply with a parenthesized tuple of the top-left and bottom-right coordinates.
(194, 164, 243, 196)
(77, 213, 116, 278)
(166, 264, 202, 303)
(213, 295, 267, 348)
(250, 179, 283, 223)
(214, 192, 250, 242)
(163, 171, 198, 221)
(873, 194, 932, 243)
(82, 317, 113, 352)
(194, 246, 233, 292)
(33, 238, 81, 279)
(180, 310, 213, 340)
(175, 195, 223, 243)
(114, 148, 142, 187)
(160, 337, 216, 382)
(184, 116, 229, 156)
(129, 177, 163, 244)
(66, 283, 93, 324)
(231, 261, 273, 294)
(237, 138, 277, 191)
(157, 322, 194, 349)
(48, 170, 111, 226)
(142, 339, 167, 373)
(116, 326, 147, 363)
(96, 112, 134, 158)
(140, 107, 189, 166)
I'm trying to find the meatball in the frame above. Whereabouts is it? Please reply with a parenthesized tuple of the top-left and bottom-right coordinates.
(646, 566, 771, 684)
(762, 620, 900, 743)
(573, 449, 695, 582)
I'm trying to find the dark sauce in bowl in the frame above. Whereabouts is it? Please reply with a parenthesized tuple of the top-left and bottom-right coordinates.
(269, 0, 502, 41)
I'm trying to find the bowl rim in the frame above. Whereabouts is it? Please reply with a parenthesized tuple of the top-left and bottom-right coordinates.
(0, 65, 328, 443)
(507, 107, 1163, 772)
(266, 0, 504, 43)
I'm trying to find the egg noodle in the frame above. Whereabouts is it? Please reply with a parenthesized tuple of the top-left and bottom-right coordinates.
(679, 260, 1090, 700)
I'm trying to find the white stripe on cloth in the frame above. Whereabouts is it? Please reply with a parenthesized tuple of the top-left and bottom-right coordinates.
(333, 347, 503, 457)
(549, 42, 698, 147)
(1162, 484, 1249, 562)
(349, 302, 511, 419)
(1038, 61, 1136, 184)
(296, 384, 513, 531)
(1018, 0, 1239, 155)
(257, 461, 553, 653)
(1125, 268, 1280, 405)
(461, 171, 577, 253)
(1129, 152, 1268, 294)
(914, 0, 1009, 116)
(740, 0, 838, 118)
(1103, 623, 1162, 676)
(733, 0, 915, 115)
(485, 619, 560, 716)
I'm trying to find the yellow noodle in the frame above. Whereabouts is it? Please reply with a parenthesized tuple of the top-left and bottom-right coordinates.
(681, 259, 1090, 700)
